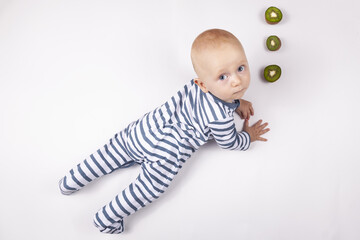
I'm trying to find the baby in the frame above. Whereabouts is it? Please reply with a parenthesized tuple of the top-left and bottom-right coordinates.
(59, 28, 270, 234)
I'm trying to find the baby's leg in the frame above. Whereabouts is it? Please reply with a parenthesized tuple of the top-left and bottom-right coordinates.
(93, 160, 180, 234)
(59, 131, 135, 195)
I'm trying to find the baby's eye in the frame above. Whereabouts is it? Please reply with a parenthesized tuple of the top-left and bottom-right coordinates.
(238, 65, 245, 72)
(219, 74, 228, 81)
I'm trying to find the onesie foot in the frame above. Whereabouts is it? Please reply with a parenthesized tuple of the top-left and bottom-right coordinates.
(58, 177, 78, 195)
(93, 216, 124, 234)
(94, 219, 124, 234)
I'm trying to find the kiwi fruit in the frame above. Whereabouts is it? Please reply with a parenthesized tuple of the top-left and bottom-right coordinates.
(264, 65, 281, 82)
(266, 35, 281, 51)
(265, 6, 283, 24)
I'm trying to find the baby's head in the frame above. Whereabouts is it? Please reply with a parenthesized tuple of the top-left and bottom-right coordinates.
(191, 29, 250, 103)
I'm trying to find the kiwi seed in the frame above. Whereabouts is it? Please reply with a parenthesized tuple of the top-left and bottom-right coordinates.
(265, 6, 283, 24)
(264, 65, 281, 82)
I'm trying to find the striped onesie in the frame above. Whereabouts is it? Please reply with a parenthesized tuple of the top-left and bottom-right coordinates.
(59, 79, 251, 234)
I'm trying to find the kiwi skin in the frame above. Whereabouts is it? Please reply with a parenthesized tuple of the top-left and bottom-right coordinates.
(265, 6, 283, 24)
(266, 35, 281, 51)
(264, 65, 282, 82)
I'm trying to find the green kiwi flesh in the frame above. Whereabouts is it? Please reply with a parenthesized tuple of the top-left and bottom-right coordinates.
(265, 7, 283, 24)
(266, 35, 281, 51)
(264, 65, 281, 82)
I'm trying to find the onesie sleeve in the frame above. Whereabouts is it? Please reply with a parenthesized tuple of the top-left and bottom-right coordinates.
(208, 117, 251, 151)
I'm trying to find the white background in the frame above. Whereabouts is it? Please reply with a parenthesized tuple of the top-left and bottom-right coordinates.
(1, 0, 360, 239)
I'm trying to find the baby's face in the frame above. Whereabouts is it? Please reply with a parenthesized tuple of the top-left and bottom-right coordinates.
(194, 42, 250, 103)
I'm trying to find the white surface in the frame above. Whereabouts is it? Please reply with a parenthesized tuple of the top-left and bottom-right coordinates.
(1, 0, 360, 239)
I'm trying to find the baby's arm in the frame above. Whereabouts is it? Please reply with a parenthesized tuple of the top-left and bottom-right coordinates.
(243, 119, 270, 142)
(208, 118, 251, 151)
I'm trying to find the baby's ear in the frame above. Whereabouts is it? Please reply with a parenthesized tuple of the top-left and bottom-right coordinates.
(194, 78, 208, 93)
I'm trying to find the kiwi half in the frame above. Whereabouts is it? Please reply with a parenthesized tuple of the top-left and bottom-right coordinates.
(266, 35, 281, 51)
(264, 65, 281, 82)
(265, 6, 283, 24)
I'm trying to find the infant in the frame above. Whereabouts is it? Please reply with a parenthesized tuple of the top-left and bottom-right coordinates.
(59, 28, 270, 234)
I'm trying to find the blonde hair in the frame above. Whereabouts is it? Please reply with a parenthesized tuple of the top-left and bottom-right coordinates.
(190, 29, 241, 75)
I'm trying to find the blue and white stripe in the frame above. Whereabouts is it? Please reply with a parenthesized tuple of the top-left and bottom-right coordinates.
(59, 79, 250, 234)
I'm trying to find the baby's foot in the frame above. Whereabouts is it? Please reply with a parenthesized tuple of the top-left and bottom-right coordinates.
(93, 216, 124, 234)
(58, 176, 78, 195)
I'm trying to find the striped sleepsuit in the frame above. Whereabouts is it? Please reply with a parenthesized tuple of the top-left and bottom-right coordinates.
(59, 79, 251, 234)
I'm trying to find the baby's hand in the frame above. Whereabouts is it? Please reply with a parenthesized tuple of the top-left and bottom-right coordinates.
(236, 99, 254, 120)
(243, 119, 270, 142)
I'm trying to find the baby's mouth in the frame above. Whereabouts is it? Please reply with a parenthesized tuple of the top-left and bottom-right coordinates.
(233, 89, 244, 95)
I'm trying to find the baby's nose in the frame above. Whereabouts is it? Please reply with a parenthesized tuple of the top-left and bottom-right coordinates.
(231, 77, 241, 87)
